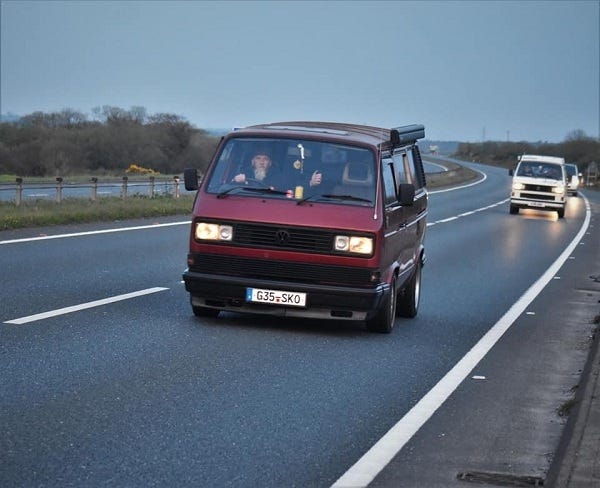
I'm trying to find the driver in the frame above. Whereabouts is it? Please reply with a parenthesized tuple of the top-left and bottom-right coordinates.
(233, 149, 277, 188)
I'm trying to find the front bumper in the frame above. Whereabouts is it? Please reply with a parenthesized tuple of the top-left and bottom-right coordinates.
(510, 197, 565, 210)
(182, 270, 389, 321)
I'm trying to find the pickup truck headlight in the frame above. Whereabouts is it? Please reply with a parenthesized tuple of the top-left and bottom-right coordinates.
(195, 222, 233, 241)
(335, 235, 373, 255)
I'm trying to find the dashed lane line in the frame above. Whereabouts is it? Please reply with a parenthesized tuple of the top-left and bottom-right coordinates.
(427, 198, 509, 227)
(4, 287, 169, 325)
(0, 221, 190, 245)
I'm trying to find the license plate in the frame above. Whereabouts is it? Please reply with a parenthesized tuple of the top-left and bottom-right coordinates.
(529, 201, 545, 207)
(246, 287, 306, 307)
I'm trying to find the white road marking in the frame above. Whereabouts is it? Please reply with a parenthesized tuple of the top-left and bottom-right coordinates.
(427, 198, 509, 227)
(4, 287, 169, 325)
(332, 195, 591, 488)
(0, 221, 190, 245)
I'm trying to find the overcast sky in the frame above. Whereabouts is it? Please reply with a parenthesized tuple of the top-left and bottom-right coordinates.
(1, 0, 598, 142)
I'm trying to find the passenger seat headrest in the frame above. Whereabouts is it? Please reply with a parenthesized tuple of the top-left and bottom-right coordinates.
(343, 162, 373, 185)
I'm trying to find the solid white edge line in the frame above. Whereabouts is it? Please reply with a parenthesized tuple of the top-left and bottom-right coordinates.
(4, 287, 169, 325)
(0, 221, 190, 245)
(332, 195, 591, 488)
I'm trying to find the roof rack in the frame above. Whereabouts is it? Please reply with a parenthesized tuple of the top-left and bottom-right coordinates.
(243, 121, 425, 147)
(390, 125, 425, 147)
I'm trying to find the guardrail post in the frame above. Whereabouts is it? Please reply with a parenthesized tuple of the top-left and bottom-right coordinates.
(149, 176, 155, 198)
(121, 176, 128, 199)
(91, 177, 98, 201)
(173, 176, 180, 198)
(56, 177, 63, 203)
(15, 177, 23, 206)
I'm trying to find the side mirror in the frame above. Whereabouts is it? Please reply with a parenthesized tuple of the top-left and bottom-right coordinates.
(398, 183, 415, 206)
(184, 168, 199, 191)
(509, 169, 514, 176)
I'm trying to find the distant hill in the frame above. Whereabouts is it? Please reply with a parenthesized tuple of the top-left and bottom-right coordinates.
(0, 112, 21, 123)
(205, 128, 232, 136)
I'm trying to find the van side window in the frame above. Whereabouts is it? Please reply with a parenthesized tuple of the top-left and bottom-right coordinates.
(392, 151, 409, 184)
(412, 146, 426, 188)
(393, 148, 424, 190)
(381, 157, 397, 205)
(403, 152, 415, 184)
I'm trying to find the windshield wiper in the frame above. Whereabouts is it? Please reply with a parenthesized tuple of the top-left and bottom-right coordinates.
(216, 185, 244, 198)
(297, 193, 372, 205)
(321, 193, 372, 203)
(244, 186, 288, 195)
(217, 184, 287, 199)
(296, 193, 323, 205)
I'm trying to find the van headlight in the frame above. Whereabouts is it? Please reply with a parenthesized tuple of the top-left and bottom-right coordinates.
(552, 184, 565, 194)
(334, 235, 373, 255)
(195, 223, 233, 241)
(512, 182, 525, 190)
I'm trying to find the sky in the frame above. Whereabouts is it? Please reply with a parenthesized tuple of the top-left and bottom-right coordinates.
(1, 0, 598, 142)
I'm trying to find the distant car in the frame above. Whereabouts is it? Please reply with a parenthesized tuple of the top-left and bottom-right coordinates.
(565, 163, 580, 196)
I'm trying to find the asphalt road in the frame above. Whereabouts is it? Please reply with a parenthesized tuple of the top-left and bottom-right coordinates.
(1, 162, 598, 487)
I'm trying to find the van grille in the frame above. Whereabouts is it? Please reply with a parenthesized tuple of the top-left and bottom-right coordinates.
(523, 184, 552, 192)
(521, 193, 556, 201)
(189, 253, 375, 287)
(233, 223, 334, 253)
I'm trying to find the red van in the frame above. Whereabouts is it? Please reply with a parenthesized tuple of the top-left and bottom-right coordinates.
(183, 121, 427, 332)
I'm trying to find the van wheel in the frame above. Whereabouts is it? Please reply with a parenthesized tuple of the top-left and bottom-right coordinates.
(509, 205, 519, 214)
(190, 297, 220, 318)
(397, 260, 421, 318)
(366, 275, 396, 333)
(557, 207, 565, 219)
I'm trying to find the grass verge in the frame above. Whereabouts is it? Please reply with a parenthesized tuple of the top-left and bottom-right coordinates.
(426, 161, 481, 188)
(0, 194, 195, 231)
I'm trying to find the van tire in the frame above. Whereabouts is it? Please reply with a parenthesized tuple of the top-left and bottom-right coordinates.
(397, 260, 421, 318)
(510, 205, 519, 214)
(366, 275, 397, 333)
(557, 207, 565, 219)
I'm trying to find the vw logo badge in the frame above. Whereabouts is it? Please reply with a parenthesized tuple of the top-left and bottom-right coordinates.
(276, 230, 290, 245)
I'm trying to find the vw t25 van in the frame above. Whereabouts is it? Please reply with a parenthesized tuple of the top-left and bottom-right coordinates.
(182, 121, 427, 333)
(509, 154, 567, 218)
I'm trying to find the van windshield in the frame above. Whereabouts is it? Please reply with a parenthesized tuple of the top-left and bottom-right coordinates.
(205, 137, 376, 205)
(516, 162, 563, 180)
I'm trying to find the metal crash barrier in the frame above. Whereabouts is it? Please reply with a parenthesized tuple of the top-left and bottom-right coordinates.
(2, 176, 186, 206)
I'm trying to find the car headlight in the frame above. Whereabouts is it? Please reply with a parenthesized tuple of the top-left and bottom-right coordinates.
(195, 222, 233, 241)
(512, 182, 525, 190)
(334, 235, 373, 255)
